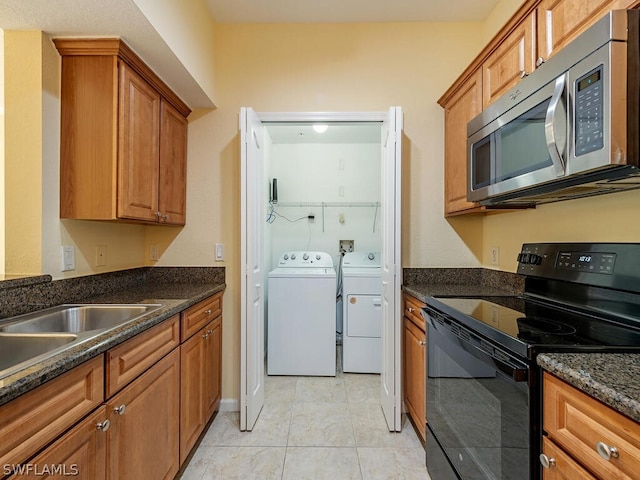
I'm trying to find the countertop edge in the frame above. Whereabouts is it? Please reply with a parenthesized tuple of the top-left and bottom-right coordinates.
(537, 353, 640, 424)
(0, 283, 225, 406)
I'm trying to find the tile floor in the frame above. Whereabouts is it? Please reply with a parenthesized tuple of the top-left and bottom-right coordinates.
(179, 352, 431, 480)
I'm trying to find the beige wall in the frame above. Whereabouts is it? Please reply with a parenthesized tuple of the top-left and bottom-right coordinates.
(482, 190, 640, 272)
(3, 31, 149, 278)
(178, 21, 487, 401)
(0, 29, 4, 275)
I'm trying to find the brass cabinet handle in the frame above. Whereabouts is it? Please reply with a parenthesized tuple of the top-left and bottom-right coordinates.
(113, 404, 126, 415)
(419, 340, 426, 347)
(96, 419, 111, 432)
(205, 309, 213, 315)
(408, 307, 414, 313)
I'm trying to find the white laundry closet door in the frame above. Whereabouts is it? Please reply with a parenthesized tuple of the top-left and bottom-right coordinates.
(240, 107, 265, 431)
(380, 106, 402, 432)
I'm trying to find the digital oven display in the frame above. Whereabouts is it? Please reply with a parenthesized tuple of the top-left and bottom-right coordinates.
(556, 251, 616, 274)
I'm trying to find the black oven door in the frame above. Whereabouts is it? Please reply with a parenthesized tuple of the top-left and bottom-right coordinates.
(425, 308, 531, 480)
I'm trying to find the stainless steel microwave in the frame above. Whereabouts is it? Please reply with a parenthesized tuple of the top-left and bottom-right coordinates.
(467, 9, 640, 206)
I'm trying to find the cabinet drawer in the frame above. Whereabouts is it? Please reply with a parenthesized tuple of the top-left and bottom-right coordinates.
(543, 372, 640, 479)
(404, 294, 426, 330)
(106, 314, 180, 397)
(541, 436, 596, 480)
(7, 406, 109, 480)
(181, 293, 222, 341)
(0, 356, 104, 468)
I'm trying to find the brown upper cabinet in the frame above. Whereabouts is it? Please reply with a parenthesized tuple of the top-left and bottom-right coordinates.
(439, 0, 639, 216)
(482, 12, 536, 109)
(443, 71, 483, 216)
(55, 38, 190, 225)
(537, 0, 638, 64)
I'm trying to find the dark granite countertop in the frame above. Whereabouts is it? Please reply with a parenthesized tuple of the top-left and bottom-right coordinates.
(402, 267, 524, 303)
(0, 277, 225, 407)
(537, 353, 640, 423)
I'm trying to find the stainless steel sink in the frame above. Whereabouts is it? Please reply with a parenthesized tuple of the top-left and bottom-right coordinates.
(0, 304, 162, 334)
(0, 303, 163, 379)
(0, 333, 78, 373)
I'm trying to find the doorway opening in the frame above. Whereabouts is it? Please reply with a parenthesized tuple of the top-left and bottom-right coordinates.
(240, 108, 402, 432)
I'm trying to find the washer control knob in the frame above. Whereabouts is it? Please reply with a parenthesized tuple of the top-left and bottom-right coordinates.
(368, 252, 375, 261)
(303, 253, 309, 260)
(316, 254, 321, 260)
(291, 254, 296, 260)
(283, 254, 289, 260)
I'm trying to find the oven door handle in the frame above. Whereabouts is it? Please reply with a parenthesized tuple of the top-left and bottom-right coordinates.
(491, 355, 529, 383)
(425, 307, 529, 383)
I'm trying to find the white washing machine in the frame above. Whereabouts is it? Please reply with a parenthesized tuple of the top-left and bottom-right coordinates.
(268, 251, 336, 376)
(342, 251, 381, 373)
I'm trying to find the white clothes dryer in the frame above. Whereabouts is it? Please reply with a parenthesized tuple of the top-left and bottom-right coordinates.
(342, 251, 381, 373)
(268, 251, 336, 376)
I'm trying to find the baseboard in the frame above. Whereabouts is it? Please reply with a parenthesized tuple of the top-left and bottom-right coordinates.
(219, 397, 239, 412)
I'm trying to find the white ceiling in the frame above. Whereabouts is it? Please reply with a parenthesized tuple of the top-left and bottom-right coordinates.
(267, 122, 382, 144)
(204, 0, 500, 23)
(0, 0, 501, 110)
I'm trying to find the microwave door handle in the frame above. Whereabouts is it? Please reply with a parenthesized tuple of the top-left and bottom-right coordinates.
(545, 73, 567, 177)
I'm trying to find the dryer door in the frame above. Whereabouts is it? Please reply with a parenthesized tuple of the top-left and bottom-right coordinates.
(346, 295, 382, 337)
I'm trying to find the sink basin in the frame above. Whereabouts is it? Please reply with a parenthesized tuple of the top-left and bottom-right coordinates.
(0, 333, 78, 373)
(0, 304, 163, 334)
(0, 303, 163, 380)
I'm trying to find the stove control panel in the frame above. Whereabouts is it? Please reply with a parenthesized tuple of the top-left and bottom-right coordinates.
(556, 251, 616, 274)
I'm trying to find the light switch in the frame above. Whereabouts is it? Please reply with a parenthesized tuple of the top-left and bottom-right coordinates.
(215, 243, 225, 261)
(61, 246, 75, 271)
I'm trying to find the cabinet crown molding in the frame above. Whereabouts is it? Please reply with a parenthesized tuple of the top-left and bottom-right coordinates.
(54, 37, 191, 118)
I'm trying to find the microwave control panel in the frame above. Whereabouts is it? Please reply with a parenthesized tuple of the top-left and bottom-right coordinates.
(574, 65, 604, 156)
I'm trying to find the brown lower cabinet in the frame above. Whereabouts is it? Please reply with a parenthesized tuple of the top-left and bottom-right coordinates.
(106, 349, 180, 480)
(542, 372, 640, 479)
(7, 407, 109, 480)
(403, 293, 426, 441)
(0, 292, 223, 480)
(180, 315, 222, 464)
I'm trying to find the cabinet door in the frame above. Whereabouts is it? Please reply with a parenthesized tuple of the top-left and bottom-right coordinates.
(543, 372, 640, 480)
(179, 326, 206, 465)
(444, 70, 483, 216)
(7, 407, 109, 480)
(158, 100, 187, 225)
(541, 437, 596, 480)
(205, 317, 222, 420)
(537, 0, 636, 63)
(107, 349, 179, 480)
(403, 317, 426, 441)
(483, 12, 536, 109)
(118, 61, 161, 222)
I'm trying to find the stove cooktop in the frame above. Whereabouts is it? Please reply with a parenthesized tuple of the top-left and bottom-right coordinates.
(426, 295, 640, 360)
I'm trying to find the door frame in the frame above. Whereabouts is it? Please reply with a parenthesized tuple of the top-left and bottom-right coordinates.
(241, 109, 403, 431)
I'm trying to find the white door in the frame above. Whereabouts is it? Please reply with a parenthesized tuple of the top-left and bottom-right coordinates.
(240, 107, 265, 431)
(380, 106, 402, 431)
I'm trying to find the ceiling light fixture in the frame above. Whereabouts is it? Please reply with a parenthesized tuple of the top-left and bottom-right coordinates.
(313, 124, 328, 133)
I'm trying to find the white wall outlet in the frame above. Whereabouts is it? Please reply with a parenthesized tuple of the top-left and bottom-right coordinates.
(338, 185, 345, 197)
(95, 245, 107, 267)
(61, 245, 75, 272)
(215, 243, 225, 261)
(149, 244, 159, 261)
(491, 246, 500, 266)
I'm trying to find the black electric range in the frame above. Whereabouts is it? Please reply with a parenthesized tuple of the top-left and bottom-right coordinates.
(423, 243, 640, 480)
